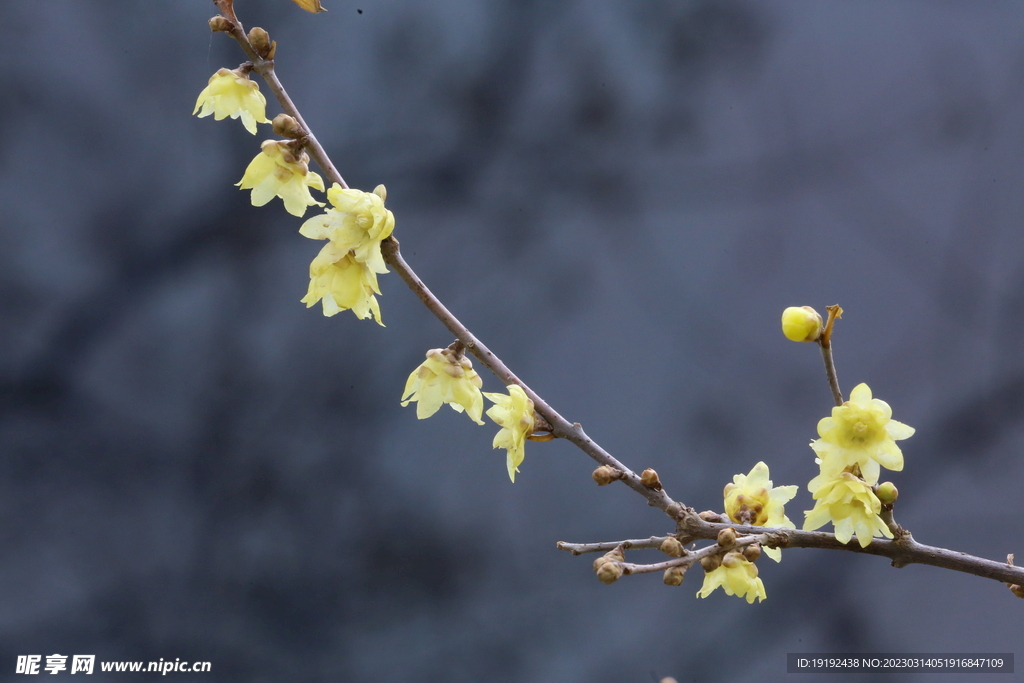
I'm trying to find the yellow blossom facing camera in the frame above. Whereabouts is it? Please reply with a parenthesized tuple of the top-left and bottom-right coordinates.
(723, 462, 797, 562)
(237, 140, 325, 217)
(803, 472, 893, 548)
(697, 551, 766, 604)
(484, 385, 536, 482)
(193, 68, 270, 135)
(299, 184, 394, 272)
(401, 348, 485, 424)
(811, 383, 914, 485)
(300, 245, 382, 323)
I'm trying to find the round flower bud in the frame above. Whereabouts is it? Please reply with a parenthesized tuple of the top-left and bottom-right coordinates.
(699, 510, 725, 523)
(717, 527, 737, 547)
(742, 543, 762, 562)
(663, 566, 686, 586)
(700, 554, 722, 572)
(721, 550, 747, 569)
(660, 537, 684, 557)
(781, 306, 823, 342)
(596, 561, 623, 584)
(272, 114, 305, 139)
(1009, 584, 1024, 599)
(209, 16, 234, 32)
(875, 482, 898, 505)
(640, 468, 662, 490)
(248, 27, 273, 58)
(592, 465, 617, 486)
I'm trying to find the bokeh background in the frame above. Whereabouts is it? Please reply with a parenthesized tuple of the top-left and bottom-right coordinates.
(2, 1, 1023, 681)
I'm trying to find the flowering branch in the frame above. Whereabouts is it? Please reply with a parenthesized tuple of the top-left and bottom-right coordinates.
(199, 3, 1024, 603)
(561, 514, 1024, 585)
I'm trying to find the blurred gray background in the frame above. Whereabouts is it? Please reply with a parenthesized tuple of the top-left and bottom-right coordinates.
(2, 1, 1023, 681)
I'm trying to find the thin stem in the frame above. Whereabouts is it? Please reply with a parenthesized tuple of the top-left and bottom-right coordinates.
(557, 537, 669, 555)
(564, 518, 1024, 586)
(819, 304, 843, 406)
(381, 239, 678, 513)
(819, 342, 843, 406)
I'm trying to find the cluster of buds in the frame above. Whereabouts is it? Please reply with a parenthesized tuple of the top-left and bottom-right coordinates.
(695, 529, 767, 603)
(593, 547, 625, 584)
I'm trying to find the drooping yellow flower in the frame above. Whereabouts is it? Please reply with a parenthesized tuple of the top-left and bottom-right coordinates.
(811, 383, 914, 485)
(299, 184, 394, 272)
(696, 551, 766, 604)
(237, 140, 325, 217)
(193, 68, 270, 135)
(803, 472, 893, 548)
(300, 245, 382, 323)
(401, 348, 484, 424)
(723, 462, 797, 562)
(484, 385, 536, 482)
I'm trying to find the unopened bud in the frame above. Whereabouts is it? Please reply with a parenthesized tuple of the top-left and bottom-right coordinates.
(596, 561, 623, 584)
(209, 16, 234, 32)
(660, 537, 684, 558)
(721, 550, 746, 569)
(1009, 584, 1024, 599)
(781, 306, 823, 343)
(592, 465, 618, 486)
(700, 554, 721, 572)
(640, 468, 662, 490)
(876, 481, 898, 505)
(742, 543, 762, 562)
(699, 510, 725, 523)
(663, 566, 686, 586)
(272, 114, 305, 139)
(248, 27, 273, 58)
(717, 527, 737, 547)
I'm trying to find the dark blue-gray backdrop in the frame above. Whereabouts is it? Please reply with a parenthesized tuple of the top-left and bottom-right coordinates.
(2, 1, 1023, 681)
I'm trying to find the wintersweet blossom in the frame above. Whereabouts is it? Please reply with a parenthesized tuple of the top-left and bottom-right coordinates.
(401, 348, 485, 424)
(723, 462, 797, 562)
(811, 383, 914, 485)
(300, 246, 382, 323)
(237, 140, 325, 217)
(697, 551, 766, 604)
(803, 472, 893, 548)
(193, 68, 269, 134)
(484, 385, 536, 482)
(299, 184, 394, 272)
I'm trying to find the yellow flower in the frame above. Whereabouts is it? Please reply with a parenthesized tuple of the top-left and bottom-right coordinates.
(484, 385, 536, 482)
(193, 67, 269, 135)
(723, 462, 797, 562)
(780, 306, 822, 342)
(696, 551, 766, 603)
(299, 184, 394, 273)
(401, 348, 485, 424)
(300, 244, 382, 323)
(811, 383, 914, 485)
(803, 472, 893, 548)
(237, 140, 325, 217)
